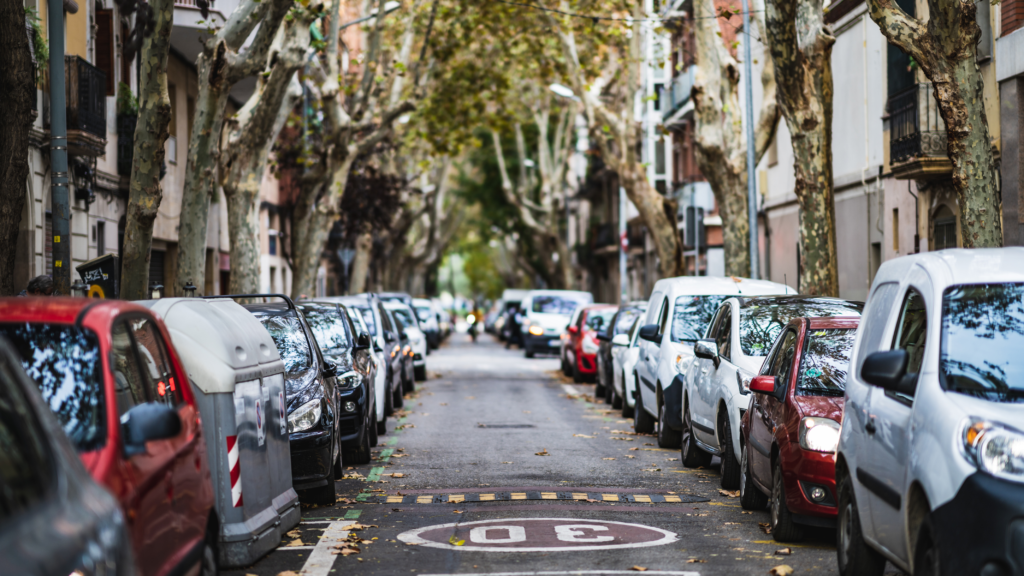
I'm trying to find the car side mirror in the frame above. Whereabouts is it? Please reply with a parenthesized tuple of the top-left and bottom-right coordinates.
(611, 333, 630, 346)
(122, 403, 181, 456)
(323, 361, 338, 378)
(355, 333, 371, 350)
(568, 325, 579, 334)
(638, 324, 660, 343)
(694, 339, 719, 366)
(862, 350, 917, 395)
(750, 375, 780, 399)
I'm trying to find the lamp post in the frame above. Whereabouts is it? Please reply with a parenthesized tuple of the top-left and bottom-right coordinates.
(48, 0, 70, 294)
(741, 0, 759, 279)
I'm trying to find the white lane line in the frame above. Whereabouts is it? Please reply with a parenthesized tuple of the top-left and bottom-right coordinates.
(299, 520, 334, 524)
(562, 384, 581, 396)
(421, 572, 700, 576)
(276, 546, 316, 551)
(298, 521, 350, 576)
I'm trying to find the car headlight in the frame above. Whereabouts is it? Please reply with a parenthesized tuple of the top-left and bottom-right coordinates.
(337, 370, 360, 390)
(582, 337, 599, 354)
(528, 325, 544, 336)
(674, 354, 687, 374)
(962, 420, 1024, 483)
(799, 417, 840, 453)
(288, 399, 322, 433)
(403, 345, 412, 356)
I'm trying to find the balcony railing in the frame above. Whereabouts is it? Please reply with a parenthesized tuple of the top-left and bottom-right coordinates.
(66, 55, 107, 140)
(663, 65, 696, 121)
(889, 83, 946, 164)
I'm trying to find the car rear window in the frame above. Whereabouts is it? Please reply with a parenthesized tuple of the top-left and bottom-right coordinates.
(415, 307, 433, 322)
(796, 328, 857, 397)
(0, 323, 106, 452)
(740, 300, 862, 357)
(258, 316, 312, 375)
(299, 305, 351, 355)
(390, 307, 417, 329)
(671, 295, 729, 342)
(612, 309, 642, 336)
(532, 296, 582, 315)
(351, 305, 378, 336)
(586, 309, 617, 331)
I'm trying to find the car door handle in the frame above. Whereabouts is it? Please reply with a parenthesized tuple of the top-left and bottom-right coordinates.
(865, 419, 876, 435)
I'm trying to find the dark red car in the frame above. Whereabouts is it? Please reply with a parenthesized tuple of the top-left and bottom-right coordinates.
(739, 316, 859, 542)
(561, 304, 617, 383)
(0, 298, 216, 576)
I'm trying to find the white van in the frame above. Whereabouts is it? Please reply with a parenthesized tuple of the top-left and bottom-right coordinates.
(836, 248, 1024, 576)
(520, 290, 594, 358)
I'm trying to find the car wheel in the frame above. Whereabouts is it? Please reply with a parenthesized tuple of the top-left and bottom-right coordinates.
(621, 372, 635, 418)
(334, 439, 344, 476)
(404, 370, 416, 393)
(525, 345, 535, 359)
(633, 384, 656, 434)
(562, 352, 572, 376)
(369, 409, 379, 447)
(837, 471, 886, 576)
(681, 397, 712, 468)
(303, 462, 336, 505)
(393, 379, 404, 408)
(610, 383, 623, 409)
(344, 423, 372, 465)
(770, 458, 804, 542)
(740, 443, 768, 510)
(914, 516, 940, 576)
(376, 410, 387, 436)
(720, 413, 741, 489)
(572, 358, 584, 384)
(384, 377, 395, 416)
(657, 400, 682, 448)
(414, 365, 426, 381)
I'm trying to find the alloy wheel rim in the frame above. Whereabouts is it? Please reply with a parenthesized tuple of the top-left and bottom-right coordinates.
(771, 469, 781, 527)
(839, 502, 853, 566)
(740, 447, 748, 497)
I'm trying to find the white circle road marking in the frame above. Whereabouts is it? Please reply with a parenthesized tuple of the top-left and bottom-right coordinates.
(397, 518, 679, 552)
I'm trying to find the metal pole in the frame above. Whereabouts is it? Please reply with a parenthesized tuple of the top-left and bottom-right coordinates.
(48, 0, 70, 294)
(619, 186, 627, 304)
(741, 0, 759, 279)
(692, 187, 699, 276)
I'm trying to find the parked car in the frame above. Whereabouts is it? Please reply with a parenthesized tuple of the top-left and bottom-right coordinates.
(413, 298, 441, 350)
(385, 301, 428, 382)
(298, 302, 377, 464)
(596, 302, 648, 404)
(241, 297, 342, 504)
(499, 289, 530, 345)
(0, 335, 134, 576)
(341, 303, 389, 436)
(521, 290, 594, 358)
(0, 298, 217, 576)
(610, 317, 644, 418)
(561, 304, 617, 384)
(336, 295, 405, 416)
(633, 277, 794, 451)
(430, 298, 451, 340)
(740, 315, 860, 542)
(560, 304, 587, 377)
(836, 249, 1024, 576)
(683, 296, 863, 491)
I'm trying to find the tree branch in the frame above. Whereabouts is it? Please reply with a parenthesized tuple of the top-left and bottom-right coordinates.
(866, 0, 928, 65)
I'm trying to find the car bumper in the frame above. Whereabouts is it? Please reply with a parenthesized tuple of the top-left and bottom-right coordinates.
(932, 472, 1024, 576)
(289, 428, 334, 490)
(338, 386, 366, 445)
(780, 446, 838, 524)
(524, 333, 561, 352)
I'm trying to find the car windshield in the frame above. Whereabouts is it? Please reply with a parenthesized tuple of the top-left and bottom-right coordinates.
(258, 315, 312, 375)
(532, 296, 583, 315)
(299, 306, 350, 355)
(415, 307, 433, 322)
(796, 328, 857, 397)
(941, 283, 1024, 402)
(586, 309, 617, 332)
(351, 305, 377, 336)
(739, 299, 862, 357)
(0, 323, 106, 452)
(671, 295, 729, 342)
(390, 307, 417, 329)
(613, 309, 642, 335)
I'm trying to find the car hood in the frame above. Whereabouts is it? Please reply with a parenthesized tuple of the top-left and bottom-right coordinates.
(944, 391, 1024, 426)
(322, 350, 355, 374)
(285, 368, 322, 413)
(527, 313, 572, 331)
(735, 353, 769, 376)
(795, 394, 845, 422)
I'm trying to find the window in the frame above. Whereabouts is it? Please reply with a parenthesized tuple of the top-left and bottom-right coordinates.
(612, 309, 641, 336)
(352, 306, 377, 336)
(531, 296, 583, 315)
(269, 231, 278, 256)
(796, 328, 857, 397)
(97, 220, 106, 255)
(168, 83, 177, 138)
(0, 323, 105, 452)
(128, 317, 183, 407)
(110, 321, 147, 417)
(739, 298, 863, 357)
(933, 206, 957, 250)
(889, 289, 927, 404)
(655, 138, 666, 174)
(94, 9, 115, 95)
(670, 295, 729, 342)
(856, 282, 901, 380)
(585, 309, 616, 332)
(0, 356, 55, 520)
(658, 297, 670, 336)
(715, 304, 733, 360)
(258, 315, 312, 376)
(300, 305, 352, 355)
(773, 330, 799, 388)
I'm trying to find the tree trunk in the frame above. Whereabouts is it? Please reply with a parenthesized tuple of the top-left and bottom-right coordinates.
(867, 0, 1002, 247)
(617, 162, 684, 279)
(224, 187, 260, 293)
(765, 0, 839, 296)
(348, 230, 373, 295)
(0, 5, 34, 296)
(120, 0, 173, 300)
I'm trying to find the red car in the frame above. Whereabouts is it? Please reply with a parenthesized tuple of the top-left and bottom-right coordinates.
(561, 304, 617, 383)
(739, 316, 859, 542)
(0, 298, 216, 576)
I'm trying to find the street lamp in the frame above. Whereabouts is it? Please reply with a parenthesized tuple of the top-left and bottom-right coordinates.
(149, 282, 164, 299)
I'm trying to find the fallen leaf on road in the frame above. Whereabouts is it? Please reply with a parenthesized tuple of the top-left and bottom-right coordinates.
(332, 545, 360, 556)
(535, 449, 550, 456)
(448, 535, 465, 546)
(573, 434, 595, 438)
(759, 522, 772, 534)
(610, 437, 635, 441)
(686, 559, 706, 563)
(602, 457, 616, 460)
(742, 511, 753, 514)
(642, 468, 662, 472)
(775, 548, 792, 556)
(286, 529, 301, 538)
(391, 508, 403, 512)
(392, 473, 405, 478)
(277, 572, 300, 576)
(439, 403, 448, 406)
(501, 461, 513, 464)
(284, 539, 304, 547)
(724, 522, 741, 525)
(390, 454, 407, 458)
(630, 567, 648, 572)
(341, 523, 378, 531)
(769, 566, 794, 576)
(396, 424, 415, 430)
(335, 497, 355, 504)
(453, 510, 464, 514)
(625, 455, 636, 459)
(665, 458, 679, 461)
(719, 489, 740, 498)
(465, 396, 476, 400)
(523, 410, 531, 413)
(629, 447, 639, 451)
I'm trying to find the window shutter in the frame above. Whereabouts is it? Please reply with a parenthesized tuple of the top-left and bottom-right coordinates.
(96, 10, 114, 96)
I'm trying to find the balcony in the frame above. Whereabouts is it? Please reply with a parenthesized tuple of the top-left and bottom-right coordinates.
(888, 83, 951, 180)
(65, 55, 107, 156)
(663, 65, 696, 124)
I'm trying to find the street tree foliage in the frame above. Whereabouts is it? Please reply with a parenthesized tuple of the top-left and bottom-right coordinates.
(690, 0, 780, 278)
(764, 0, 839, 296)
(866, 0, 1002, 248)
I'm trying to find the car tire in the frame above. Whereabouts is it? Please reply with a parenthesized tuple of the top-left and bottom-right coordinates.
(573, 358, 584, 384)
(344, 424, 373, 465)
(913, 516, 940, 576)
(720, 413, 741, 489)
(384, 377, 395, 417)
(525, 346, 535, 359)
(770, 458, 804, 542)
(837, 471, 886, 576)
(740, 443, 768, 510)
(633, 384, 656, 434)
(199, 517, 218, 576)
(621, 372, 635, 418)
(562, 353, 572, 376)
(304, 462, 337, 505)
(681, 397, 712, 468)
(376, 412, 387, 436)
(369, 410, 379, 447)
(414, 365, 426, 381)
(610, 383, 623, 409)
(657, 400, 682, 448)
(404, 370, 416, 393)
(393, 380, 404, 408)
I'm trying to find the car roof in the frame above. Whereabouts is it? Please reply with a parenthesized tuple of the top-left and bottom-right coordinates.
(874, 248, 1024, 289)
(583, 303, 617, 311)
(806, 316, 861, 330)
(651, 276, 794, 297)
(0, 296, 149, 325)
(734, 295, 864, 310)
(525, 290, 593, 299)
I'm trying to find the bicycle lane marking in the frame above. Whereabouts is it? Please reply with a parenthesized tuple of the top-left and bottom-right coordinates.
(298, 521, 351, 576)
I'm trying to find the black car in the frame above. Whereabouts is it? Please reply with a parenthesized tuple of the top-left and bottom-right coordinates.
(595, 302, 648, 405)
(0, 336, 134, 576)
(298, 302, 377, 464)
(241, 296, 341, 505)
(337, 295, 405, 417)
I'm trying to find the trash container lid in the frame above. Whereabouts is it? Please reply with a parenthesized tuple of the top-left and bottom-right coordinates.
(140, 298, 284, 393)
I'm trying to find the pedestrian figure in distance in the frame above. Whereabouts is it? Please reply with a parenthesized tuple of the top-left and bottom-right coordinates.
(19, 275, 54, 296)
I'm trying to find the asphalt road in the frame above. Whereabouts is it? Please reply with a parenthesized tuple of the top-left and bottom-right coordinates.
(224, 332, 863, 576)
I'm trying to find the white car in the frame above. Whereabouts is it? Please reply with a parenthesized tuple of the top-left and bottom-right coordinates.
(611, 317, 643, 418)
(385, 301, 428, 382)
(685, 295, 862, 489)
(633, 277, 794, 450)
(836, 248, 1024, 576)
(412, 298, 440, 350)
(344, 305, 389, 436)
(520, 290, 594, 358)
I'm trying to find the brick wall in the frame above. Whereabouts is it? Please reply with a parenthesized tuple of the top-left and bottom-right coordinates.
(1004, 0, 1024, 37)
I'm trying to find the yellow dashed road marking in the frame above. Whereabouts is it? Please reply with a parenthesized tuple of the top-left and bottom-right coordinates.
(601, 493, 619, 502)
(664, 495, 682, 502)
(634, 495, 652, 503)
(511, 492, 527, 500)
(417, 496, 433, 504)
(541, 492, 557, 500)
(572, 493, 588, 500)
(449, 495, 465, 503)
(479, 494, 495, 501)
(386, 496, 403, 503)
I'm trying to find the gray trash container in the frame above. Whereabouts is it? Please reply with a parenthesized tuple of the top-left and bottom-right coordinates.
(141, 298, 300, 567)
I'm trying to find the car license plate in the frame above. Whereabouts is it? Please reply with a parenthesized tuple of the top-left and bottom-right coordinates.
(549, 339, 561, 347)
